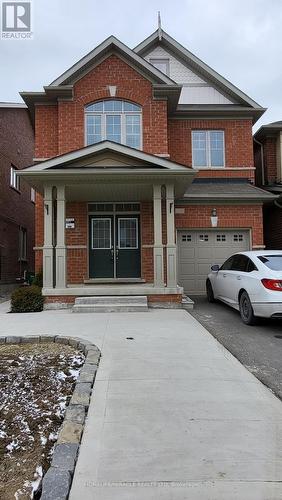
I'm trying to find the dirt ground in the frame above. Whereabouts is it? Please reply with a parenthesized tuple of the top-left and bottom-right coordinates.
(0, 342, 85, 499)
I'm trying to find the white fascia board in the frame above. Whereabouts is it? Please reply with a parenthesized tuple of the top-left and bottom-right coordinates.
(50, 36, 175, 87)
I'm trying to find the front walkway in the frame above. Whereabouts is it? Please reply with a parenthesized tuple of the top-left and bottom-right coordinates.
(1, 303, 282, 499)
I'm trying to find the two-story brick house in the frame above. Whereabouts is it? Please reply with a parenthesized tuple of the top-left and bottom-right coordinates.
(0, 103, 34, 296)
(254, 122, 282, 249)
(19, 29, 274, 308)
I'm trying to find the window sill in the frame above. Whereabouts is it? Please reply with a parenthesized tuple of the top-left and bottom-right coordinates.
(193, 166, 225, 169)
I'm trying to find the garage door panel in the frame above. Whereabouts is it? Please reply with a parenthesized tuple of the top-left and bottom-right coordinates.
(179, 247, 196, 259)
(178, 230, 250, 294)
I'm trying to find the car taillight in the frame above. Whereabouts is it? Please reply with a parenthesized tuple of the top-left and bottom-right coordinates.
(261, 279, 282, 291)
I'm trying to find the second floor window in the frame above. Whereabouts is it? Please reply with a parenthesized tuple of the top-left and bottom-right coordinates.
(85, 100, 142, 149)
(10, 166, 20, 190)
(192, 130, 225, 168)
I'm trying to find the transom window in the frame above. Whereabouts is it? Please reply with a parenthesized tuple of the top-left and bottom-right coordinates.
(85, 100, 142, 149)
(192, 130, 225, 168)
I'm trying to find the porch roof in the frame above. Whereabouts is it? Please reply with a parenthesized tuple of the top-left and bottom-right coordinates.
(18, 141, 196, 200)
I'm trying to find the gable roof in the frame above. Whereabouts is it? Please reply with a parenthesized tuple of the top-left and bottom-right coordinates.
(134, 30, 264, 111)
(50, 35, 176, 87)
(20, 140, 191, 172)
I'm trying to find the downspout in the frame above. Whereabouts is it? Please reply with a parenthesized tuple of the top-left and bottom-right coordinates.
(254, 137, 265, 186)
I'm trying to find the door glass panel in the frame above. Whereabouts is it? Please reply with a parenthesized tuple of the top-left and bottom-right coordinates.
(92, 218, 111, 249)
(118, 218, 138, 249)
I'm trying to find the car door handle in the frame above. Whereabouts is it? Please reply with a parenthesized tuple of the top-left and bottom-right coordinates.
(223, 274, 227, 278)
(236, 276, 241, 280)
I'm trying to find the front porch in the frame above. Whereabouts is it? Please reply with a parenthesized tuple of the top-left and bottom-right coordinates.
(18, 141, 195, 306)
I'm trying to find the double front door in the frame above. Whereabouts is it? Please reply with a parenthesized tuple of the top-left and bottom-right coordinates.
(89, 214, 141, 279)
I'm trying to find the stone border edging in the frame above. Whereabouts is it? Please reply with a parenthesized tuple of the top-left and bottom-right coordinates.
(0, 334, 101, 500)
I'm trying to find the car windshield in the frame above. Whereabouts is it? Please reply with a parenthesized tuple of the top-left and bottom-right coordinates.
(258, 255, 282, 271)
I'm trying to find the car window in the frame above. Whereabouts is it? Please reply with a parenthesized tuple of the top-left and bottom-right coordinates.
(246, 258, 257, 272)
(230, 254, 249, 272)
(220, 256, 235, 270)
(258, 255, 282, 271)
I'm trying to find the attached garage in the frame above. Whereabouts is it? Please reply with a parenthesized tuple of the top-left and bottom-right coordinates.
(177, 229, 250, 294)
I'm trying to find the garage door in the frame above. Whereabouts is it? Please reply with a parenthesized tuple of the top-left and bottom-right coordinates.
(178, 230, 250, 294)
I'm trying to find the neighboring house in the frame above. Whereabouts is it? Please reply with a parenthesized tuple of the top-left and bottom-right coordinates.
(19, 29, 275, 307)
(254, 122, 282, 249)
(0, 102, 34, 295)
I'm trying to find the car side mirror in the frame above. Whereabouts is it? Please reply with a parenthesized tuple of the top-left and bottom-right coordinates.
(211, 264, 220, 272)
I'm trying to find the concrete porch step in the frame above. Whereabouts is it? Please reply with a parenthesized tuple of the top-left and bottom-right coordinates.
(72, 295, 148, 313)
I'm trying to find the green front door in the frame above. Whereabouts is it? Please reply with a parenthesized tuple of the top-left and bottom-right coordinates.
(89, 214, 140, 279)
(89, 216, 114, 278)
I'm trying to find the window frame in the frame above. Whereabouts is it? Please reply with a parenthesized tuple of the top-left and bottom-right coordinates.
(85, 100, 143, 150)
(18, 226, 27, 262)
(149, 58, 170, 76)
(192, 130, 225, 169)
(10, 165, 20, 191)
(31, 187, 36, 203)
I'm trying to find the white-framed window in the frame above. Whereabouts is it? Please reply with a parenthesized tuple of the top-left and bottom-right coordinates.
(10, 166, 20, 190)
(19, 226, 27, 261)
(31, 187, 36, 203)
(149, 58, 170, 76)
(85, 100, 142, 149)
(192, 130, 225, 168)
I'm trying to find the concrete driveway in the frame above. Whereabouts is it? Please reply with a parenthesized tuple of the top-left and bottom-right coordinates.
(191, 296, 282, 400)
(1, 303, 282, 499)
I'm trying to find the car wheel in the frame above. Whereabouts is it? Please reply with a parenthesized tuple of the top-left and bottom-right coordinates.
(206, 280, 215, 303)
(239, 291, 256, 325)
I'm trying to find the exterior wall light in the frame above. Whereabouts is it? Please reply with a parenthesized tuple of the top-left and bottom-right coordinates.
(210, 208, 218, 227)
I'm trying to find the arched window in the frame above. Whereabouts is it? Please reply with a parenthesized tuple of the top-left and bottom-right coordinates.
(85, 100, 142, 149)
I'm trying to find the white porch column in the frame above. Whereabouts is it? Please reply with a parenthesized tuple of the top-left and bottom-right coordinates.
(153, 184, 164, 287)
(55, 185, 67, 288)
(166, 184, 177, 288)
(43, 185, 54, 288)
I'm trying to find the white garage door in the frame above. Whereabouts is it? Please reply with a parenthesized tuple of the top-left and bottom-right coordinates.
(178, 230, 250, 294)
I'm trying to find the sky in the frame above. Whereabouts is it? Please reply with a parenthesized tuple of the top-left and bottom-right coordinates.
(0, 0, 281, 131)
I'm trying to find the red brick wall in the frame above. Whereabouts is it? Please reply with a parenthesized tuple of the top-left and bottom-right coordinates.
(175, 205, 263, 247)
(264, 205, 282, 249)
(66, 202, 87, 283)
(263, 137, 277, 185)
(35, 55, 168, 158)
(168, 119, 254, 180)
(35, 105, 58, 158)
(0, 108, 35, 284)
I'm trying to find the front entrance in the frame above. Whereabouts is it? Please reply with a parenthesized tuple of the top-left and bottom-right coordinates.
(89, 206, 141, 279)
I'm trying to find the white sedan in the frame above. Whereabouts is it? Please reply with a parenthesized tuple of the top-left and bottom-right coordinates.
(206, 250, 282, 325)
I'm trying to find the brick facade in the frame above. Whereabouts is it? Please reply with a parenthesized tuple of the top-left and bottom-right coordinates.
(256, 137, 277, 186)
(0, 108, 34, 291)
(31, 49, 264, 302)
